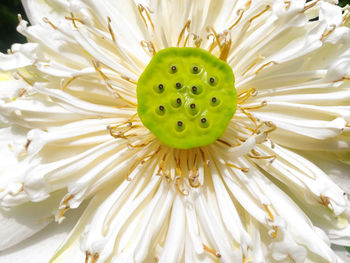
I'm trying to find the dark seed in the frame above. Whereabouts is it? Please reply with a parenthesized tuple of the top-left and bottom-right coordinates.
(210, 77, 215, 83)
(176, 82, 181, 88)
(212, 97, 217, 103)
(192, 86, 197, 92)
(176, 98, 181, 104)
(177, 121, 183, 127)
(159, 105, 164, 111)
(190, 103, 196, 109)
(158, 84, 164, 90)
(201, 118, 207, 123)
(171, 66, 177, 71)
(193, 66, 198, 72)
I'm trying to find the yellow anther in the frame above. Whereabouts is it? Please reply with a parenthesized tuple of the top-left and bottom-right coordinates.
(229, 9, 244, 30)
(321, 25, 336, 41)
(137, 4, 155, 30)
(65, 13, 85, 28)
(249, 5, 270, 23)
(203, 244, 221, 258)
(255, 61, 277, 75)
(107, 16, 116, 42)
(177, 20, 191, 47)
(303, 0, 320, 12)
(226, 162, 249, 173)
(61, 76, 77, 90)
(42, 17, 58, 30)
(141, 40, 156, 56)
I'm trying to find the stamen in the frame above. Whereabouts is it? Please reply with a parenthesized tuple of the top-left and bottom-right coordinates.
(228, 9, 244, 30)
(61, 76, 77, 90)
(157, 153, 168, 176)
(249, 5, 270, 23)
(175, 176, 188, 196)
(58, 206, 70, 221)
(321, 25, 336, 41)
(15, 71, 33, 86)
(217, 138, 233, 147)
(284, 1, 291, 10)
(42, 17, 58, 30)
(91, 253, 99, 263)
(65, 13, 85, 28)
(92, 60, 137, 106)
(177, 20, 191, 47)
(62, 194, 75, 207)
(320, 195, 331, 207)
(200, 148, 210, 167)
(241, 55, 265, 76)
(126, 147, 158, 180)
(85, 251, 91, 263)
(238, 88, 257, 104)
(203, 243, 221, 258)
(255, 61, 278, 75)
(238, 105, 258, 125)
(141, 40, 156, 56)
(25, 139, 32, 152)
(303, 0, 320, 12)
(192, 34, 203, 48)
(137, 4, 155, 30)
(226, 162, 249, 173)
(107, 16, 116, 42)
(248, 153, 276, 163)
(264, 121, 277, 134)
(121, 75, 138, 85)
(264, 204, 278, 238)
(241, 101, 267, 110)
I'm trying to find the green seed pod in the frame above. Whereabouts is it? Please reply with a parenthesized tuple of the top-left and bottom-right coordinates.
(137, 47, 237, 149)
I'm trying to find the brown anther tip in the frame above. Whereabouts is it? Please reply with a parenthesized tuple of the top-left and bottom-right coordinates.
(177, 121, 183, 126)
(242, 168, 249, 173)
(201, 118, 207, 123)
(190, 103, 196, 109)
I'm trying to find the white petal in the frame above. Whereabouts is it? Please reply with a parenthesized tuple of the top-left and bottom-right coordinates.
(0, 190, 64, 251)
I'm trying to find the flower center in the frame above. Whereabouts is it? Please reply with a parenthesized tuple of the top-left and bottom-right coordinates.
(137, 47, 237, 149)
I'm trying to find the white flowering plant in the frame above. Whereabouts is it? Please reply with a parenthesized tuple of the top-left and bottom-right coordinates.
(1, 0, 350, 262)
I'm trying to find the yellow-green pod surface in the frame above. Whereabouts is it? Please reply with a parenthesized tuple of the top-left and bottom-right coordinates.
(137, 47, 237, 149)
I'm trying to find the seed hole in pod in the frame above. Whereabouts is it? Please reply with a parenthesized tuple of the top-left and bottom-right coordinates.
(191, 65, 201, 74)
(200, 117, 209, 128)
(156, 105, 166, 116)
(154, 83, 165, 94)
(192, 86, 197, 93)
(210, 96, 220, 106)
(170, 65, 177, 73)
(175, 82, 182, 89)
(171, 97, 182, 108)
(176, 120, 185, 132)
(189, 103, 199, 116)
(209, 76, 217, 86)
